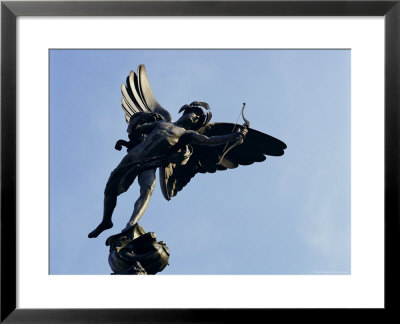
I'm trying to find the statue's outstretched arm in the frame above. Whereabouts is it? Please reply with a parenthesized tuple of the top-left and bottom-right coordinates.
(185, 128, 246, 147)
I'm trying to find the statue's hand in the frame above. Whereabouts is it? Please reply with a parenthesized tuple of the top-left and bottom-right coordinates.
(152, 112, 165, 122)
(115, 140, 125, 151)
(235, 126, 248, 140)
(115, 139, 134, 151)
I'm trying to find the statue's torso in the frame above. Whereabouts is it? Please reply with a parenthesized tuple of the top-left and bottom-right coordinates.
(128, 122, 186, 161)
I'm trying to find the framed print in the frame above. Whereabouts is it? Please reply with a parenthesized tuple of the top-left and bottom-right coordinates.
(1, 0, 399, 322)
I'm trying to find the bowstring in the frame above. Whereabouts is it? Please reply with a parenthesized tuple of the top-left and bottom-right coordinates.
(220, 106, 244, 162)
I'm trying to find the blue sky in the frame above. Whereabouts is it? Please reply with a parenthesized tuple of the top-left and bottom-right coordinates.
(49, 49, 350, 275)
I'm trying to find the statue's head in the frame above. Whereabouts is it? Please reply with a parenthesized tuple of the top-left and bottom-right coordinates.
(178, 101, 212, 130)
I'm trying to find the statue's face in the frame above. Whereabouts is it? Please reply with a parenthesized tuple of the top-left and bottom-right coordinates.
(187, 112, 200, 125)
(180, 111, 203, 130)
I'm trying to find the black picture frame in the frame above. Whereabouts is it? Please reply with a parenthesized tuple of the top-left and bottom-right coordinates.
(1, 0, 399, 322)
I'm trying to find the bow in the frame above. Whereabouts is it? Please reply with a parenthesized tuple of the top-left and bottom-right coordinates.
(217, 103, 250, 165)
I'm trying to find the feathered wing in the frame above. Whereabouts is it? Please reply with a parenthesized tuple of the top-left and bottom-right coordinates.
(159, 122, 287, 200)
(121, 64, 172, 123)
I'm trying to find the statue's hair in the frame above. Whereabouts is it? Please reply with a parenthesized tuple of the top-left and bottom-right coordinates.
(178, 101, 212, 129)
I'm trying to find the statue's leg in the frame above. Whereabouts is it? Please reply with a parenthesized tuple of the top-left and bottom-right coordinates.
(124, 168, 156, 229)
(88, 194, 117, 238)
(89, 155, 138, 238)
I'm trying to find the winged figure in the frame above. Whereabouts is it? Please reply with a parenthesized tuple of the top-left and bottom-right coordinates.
(88, 65, 287, 238)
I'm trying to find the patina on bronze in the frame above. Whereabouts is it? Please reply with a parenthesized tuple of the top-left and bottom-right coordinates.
(88, 65, 286, 274)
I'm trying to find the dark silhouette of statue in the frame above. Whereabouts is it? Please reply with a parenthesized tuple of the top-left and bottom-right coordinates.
(88, 65, 286, 273)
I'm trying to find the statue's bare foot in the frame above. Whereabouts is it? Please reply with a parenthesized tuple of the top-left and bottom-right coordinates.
(88, 221, 113, 238)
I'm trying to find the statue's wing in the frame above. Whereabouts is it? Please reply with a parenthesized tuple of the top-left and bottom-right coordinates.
(159, 122, 287, 200)
(121, 65, 172, 123)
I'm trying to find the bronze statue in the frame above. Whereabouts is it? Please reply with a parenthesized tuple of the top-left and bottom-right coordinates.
(88, 65, 286, 273)
(89, 64, 286, 239)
